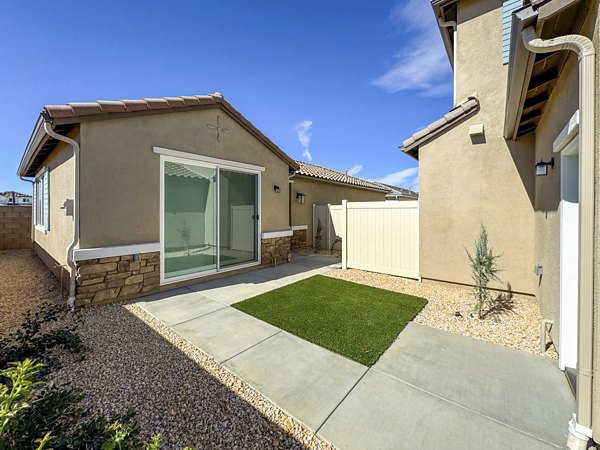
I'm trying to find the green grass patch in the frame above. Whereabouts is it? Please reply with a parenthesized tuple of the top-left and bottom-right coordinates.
(233, 275, 427, 366)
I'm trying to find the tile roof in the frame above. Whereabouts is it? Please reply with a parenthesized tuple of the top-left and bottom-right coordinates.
(400, 96, 479, 158)
(164, 161, 213, 180)
(294, 161, 389, 192)
(32, 93, 298, 172)
(371, 183, 419, 199)
(42, 93, 227, 120)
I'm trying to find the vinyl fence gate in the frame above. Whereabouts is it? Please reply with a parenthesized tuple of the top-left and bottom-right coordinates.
(314, 201, 419, 279)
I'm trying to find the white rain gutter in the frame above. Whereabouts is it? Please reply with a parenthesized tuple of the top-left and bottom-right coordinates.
(522, 26, 595, 441)
(438, 17, 457, 106)
(43, 122, 80, 308)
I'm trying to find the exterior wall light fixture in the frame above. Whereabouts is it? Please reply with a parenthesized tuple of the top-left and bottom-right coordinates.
(296, 193, 306, 204)
(273, 185, 281, 193)
(535, 157, 554, 176)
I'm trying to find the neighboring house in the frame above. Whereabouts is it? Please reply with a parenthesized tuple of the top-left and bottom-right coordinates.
(402, 0, 600, 446)
(371, 182, 419, 201)
(0, 191, 32, 205)
(16, 93, 386, 309)
(290, 161, 388, 246)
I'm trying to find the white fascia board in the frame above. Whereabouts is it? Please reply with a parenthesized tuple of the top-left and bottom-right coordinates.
(73, 242, 160, 261)
(153, 146, 265, 172)
(18, 116, 46, 177)
(261, 230, 293, 239)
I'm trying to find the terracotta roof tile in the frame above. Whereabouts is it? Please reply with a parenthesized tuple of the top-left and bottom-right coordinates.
(401, 96, 479, 159)
(295, 161, 389, 192)
(35, 93, 299, 172)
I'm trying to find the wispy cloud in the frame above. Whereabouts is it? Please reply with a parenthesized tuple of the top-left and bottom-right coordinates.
(372, 0, 453, 97)
(346, 165, 363, 176)
(375, 167, 419, 191)
(295, 120, 313, 161)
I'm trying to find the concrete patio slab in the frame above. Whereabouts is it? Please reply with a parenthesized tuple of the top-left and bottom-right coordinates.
(373, 323, 574, 448)
(138, 288, 226, 326)
(224, 331, 368, 431)
(187, 272, 280, 305)
(291, 253, 341, 268)
(318, 369, 557, 450)
(171, 308, 280, 363)
(255, 263, 333, 287)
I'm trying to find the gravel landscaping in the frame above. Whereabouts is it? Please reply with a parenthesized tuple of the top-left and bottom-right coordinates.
(325, 268, 557, 357)
(2, 250, 332, 449)
(0, 249, 62, 336)
(48, 302, 334, 449)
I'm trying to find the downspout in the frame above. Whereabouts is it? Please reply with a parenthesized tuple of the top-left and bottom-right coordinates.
(522, 26, 595, 440)
(43, 122, 80, 308)
(438, 17, 457, 106)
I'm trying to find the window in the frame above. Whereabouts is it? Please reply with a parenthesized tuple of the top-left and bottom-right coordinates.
(34, 168, 49, 231)
(502, 0, 522, 64)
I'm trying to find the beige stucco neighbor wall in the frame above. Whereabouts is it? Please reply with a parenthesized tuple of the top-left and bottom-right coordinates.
(418, 0, 536, 294)
(290, 176, 386, 246)
(33, 130, 76, 271)
(79, 108, 291, 248)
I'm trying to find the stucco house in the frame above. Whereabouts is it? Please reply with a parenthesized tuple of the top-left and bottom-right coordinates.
(403, 0, 600, 447)
(290, 161, 388, 246)
(16, 93, 388, 309)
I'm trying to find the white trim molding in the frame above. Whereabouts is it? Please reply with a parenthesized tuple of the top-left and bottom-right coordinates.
(261, 229, 293, 239)
(73, 242, 160, 261)
(291, 225, 308, 230)
(554, 110, 579, 153)
(153, 146, 266, 172)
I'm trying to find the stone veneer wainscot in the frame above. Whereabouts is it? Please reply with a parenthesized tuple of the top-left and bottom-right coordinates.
(76, 252, 160, 305)
(291, 229, 307, 249)
(261, 237, 291, 265)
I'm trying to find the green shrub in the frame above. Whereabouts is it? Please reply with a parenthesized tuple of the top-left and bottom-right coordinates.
(466, 225, 502, 319)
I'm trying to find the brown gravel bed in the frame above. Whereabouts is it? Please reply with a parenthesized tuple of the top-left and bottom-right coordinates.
(0, 249, 62, 336)
(325, 268, 557, 358)
(50, 302, 333, 449)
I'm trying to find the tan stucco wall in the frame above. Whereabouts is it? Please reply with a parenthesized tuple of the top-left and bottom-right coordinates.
(418, 0, 536, 294)
(532, 54, 580, 350)
(79, 108, 291, 248)
(33, 129, 76, 269)
(291, 176, 386, 246)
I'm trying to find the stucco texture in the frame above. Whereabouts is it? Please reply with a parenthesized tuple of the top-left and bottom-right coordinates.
(33, 128, 77, 269)
(290, 176, 386, 246)
(418, 0, 536, 295)
(79, 108, 291, 248)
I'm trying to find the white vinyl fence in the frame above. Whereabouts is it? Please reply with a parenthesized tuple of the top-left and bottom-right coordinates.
(313, 204, 344, 250)
(315, 200, 419, 279)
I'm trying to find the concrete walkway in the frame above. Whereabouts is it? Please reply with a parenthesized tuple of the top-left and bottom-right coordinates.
(136, 254, 574, 449)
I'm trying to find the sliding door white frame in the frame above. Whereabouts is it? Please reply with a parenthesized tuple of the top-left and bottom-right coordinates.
(159, 153, 262, 286)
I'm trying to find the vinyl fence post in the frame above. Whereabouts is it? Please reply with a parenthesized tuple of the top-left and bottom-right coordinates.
(312, 203, 316, 248)
(327, 203, 331, 250)
(341, 199, 348, 270)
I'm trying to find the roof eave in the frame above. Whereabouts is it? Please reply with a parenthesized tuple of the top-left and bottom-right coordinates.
(294, 173, 389, 193)
(431, 0, 457, 69)
(504, 6, 539, 141)
(17, 115, 47, 177)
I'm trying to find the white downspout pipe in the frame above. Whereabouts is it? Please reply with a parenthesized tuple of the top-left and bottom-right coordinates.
(438, 17, 457, 106)
(43, 122, 80, 308)
(522, 26, 595, 444)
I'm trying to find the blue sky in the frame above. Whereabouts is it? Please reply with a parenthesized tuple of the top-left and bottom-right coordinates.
(0, 0, 452, 194)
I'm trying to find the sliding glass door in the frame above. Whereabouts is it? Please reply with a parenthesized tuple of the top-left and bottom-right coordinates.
(163, 161, 217, 280)
(162, 158, 259, 282)
(219, 169, 258, 268)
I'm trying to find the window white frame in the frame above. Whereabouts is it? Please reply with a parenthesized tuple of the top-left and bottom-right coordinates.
(159, 151, 262, 285)
(34, 167, 49, 232)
